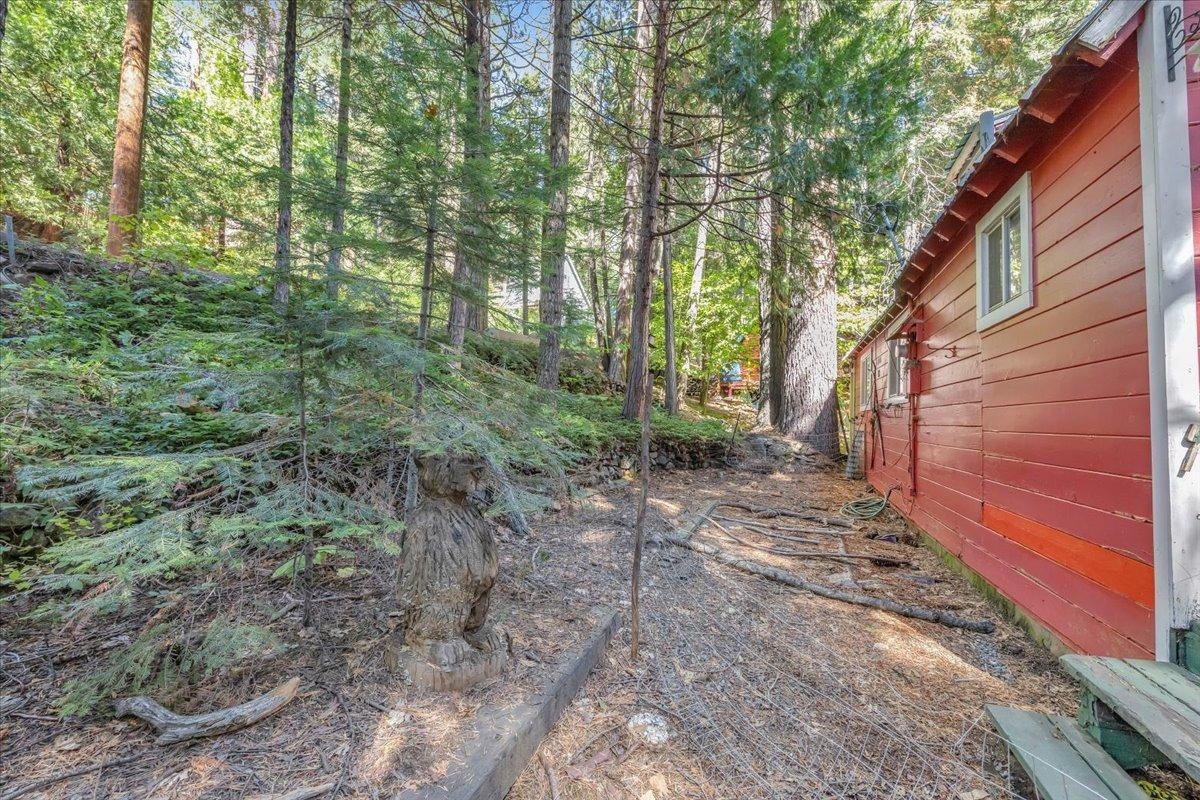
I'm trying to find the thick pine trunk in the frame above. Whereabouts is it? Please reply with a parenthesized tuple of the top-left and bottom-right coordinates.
(106, 0, 154, 259)
(778, 213, 839, 456)
(326, 0, 352, 300)
(272, 0, 298, 312)
(537, 0, 573, 389)
(621, 0, 669, 420)
(449, 0, 491, 350)
(608, 0, 655, 386)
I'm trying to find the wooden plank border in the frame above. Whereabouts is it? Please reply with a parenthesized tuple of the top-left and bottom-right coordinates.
(396, 609, 620, 800)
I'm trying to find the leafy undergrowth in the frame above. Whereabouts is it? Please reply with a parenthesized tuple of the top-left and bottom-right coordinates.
(0, 258, 730, 715)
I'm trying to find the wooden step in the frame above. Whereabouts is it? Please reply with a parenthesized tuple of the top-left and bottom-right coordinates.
(986, 705, 1147, 800)
(1061, 655, 1200, 783)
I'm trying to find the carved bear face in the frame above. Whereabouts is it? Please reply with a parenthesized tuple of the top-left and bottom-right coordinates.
(416, 453, 487, 500)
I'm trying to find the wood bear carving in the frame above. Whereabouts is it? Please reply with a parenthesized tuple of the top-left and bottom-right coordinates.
(389, 453, 508, 690)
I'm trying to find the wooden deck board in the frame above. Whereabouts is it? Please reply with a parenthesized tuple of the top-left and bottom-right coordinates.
(1061, 655, 1200, 782)
(986, 705, 1145, 800)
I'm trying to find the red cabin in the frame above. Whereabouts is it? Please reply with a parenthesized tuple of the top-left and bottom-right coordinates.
(849, 0, 1200, 663)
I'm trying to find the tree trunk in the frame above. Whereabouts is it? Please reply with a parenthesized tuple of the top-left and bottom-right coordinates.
(601, 227, 613, 353)
(584, 140, 610, 366)
(0, 0, 8, 68)
(660, 163, 678, 415)
(448, 0, 491, 350)
(621, 0, 670, 420)
(766, 193, 786, 427)
(326, 0, 352, 301)
(272, 0, 298, 313)
(536, 0, 573, 390)
(683, 156, 716, 388)
(588, 250, 607, 362)
(755, 191, 774, 424)
(778, 212, 839, 457)
(608, 0, 655, 386)
(106, 0, 154, 259)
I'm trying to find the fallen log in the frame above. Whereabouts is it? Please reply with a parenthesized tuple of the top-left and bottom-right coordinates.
(115, 676, 300, 745)
(664, 535, 993, 633)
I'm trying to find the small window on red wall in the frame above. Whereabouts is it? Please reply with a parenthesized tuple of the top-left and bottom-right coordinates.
(859, 355, 874, 410)
(976, 172, 1034, 330)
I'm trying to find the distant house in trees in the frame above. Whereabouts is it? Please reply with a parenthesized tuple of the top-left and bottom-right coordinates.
(849, 0, 1200, 663)
(495, 254, 594, 326)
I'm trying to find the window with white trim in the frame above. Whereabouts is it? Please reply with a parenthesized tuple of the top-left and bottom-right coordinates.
(886, 338, 907, 400)
(858, 355, 874, 410)
(976, 172, 1034, 330)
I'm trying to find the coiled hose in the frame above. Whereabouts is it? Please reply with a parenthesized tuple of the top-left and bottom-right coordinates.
(840, 486, 899, 520)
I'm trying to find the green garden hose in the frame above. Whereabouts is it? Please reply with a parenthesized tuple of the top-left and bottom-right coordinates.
(840, 487, 898, 520)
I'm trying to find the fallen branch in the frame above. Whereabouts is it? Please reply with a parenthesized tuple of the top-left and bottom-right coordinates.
(705, 521, 907, 566)
(664, 534, 993, 633)
(703, 514, 817, 548)
(539, 753, 562, 800)
(115, 676, 301, 745)
(0, 756, 141, 800)
(711, 513, 843, 539)
(718, 502, 855, 529)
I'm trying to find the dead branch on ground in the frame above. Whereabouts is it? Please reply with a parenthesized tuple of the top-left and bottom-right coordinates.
(114, 676, 301, 745)
(664, 534, 993, 633)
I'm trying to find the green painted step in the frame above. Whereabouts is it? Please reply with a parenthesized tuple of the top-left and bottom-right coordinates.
(1061, 655, 1200, 783)
(986, 705, 1147, 800)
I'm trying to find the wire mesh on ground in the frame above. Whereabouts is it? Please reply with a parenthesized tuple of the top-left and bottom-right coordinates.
(636, 548, 1113, 800)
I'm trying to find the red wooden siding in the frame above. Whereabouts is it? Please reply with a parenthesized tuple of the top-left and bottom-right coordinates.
(857, 39, 1153, 658)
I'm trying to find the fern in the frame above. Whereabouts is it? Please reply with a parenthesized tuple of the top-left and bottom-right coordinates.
(57, 619, 281, 716)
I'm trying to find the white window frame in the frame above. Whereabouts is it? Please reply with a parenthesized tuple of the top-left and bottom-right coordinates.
(883, 319, 908, 405)
(858, 354, 874, 410)
(975, 171, 1034, 331)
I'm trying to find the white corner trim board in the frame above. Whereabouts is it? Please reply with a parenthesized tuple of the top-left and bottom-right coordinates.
(1137, 1, 1200, 661)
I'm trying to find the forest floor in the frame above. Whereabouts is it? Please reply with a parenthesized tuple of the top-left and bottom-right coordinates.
(6, 429, 1191, 799)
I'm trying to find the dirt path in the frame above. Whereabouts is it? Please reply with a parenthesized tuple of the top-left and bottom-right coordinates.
(0, 439, 1080, 799)
(505, 443, 1077, 799)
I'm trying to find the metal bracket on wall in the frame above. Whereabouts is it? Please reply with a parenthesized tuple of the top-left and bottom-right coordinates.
(1177, 422, 1200, 477)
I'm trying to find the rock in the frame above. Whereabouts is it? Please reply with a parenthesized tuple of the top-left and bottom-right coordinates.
(826, 571, 860, 591)
(174, 392, 207, 414)
(627, 712, 672, 748)
(25, 260, 63, 275)
(0, 503, 40, 530)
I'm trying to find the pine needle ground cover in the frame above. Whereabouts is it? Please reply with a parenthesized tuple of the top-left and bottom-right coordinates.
(0, 260, 729, 727)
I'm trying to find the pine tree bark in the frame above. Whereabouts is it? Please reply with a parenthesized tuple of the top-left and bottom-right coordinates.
(621, 0, 670, 420)
(683, 154, 717, 398)
(660, 164, 678, 415)
(766, 193, 787, 427)
(326, 0, 352, 301)
(272, 0, 298, 312)
(537, 0, 573, 389)
(449, 0, 492, 349)
(755, 191, 774, 423)
(106, 0, 154, 259)
(608, 0, 655, 386)
(778, 212, 839, 456)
